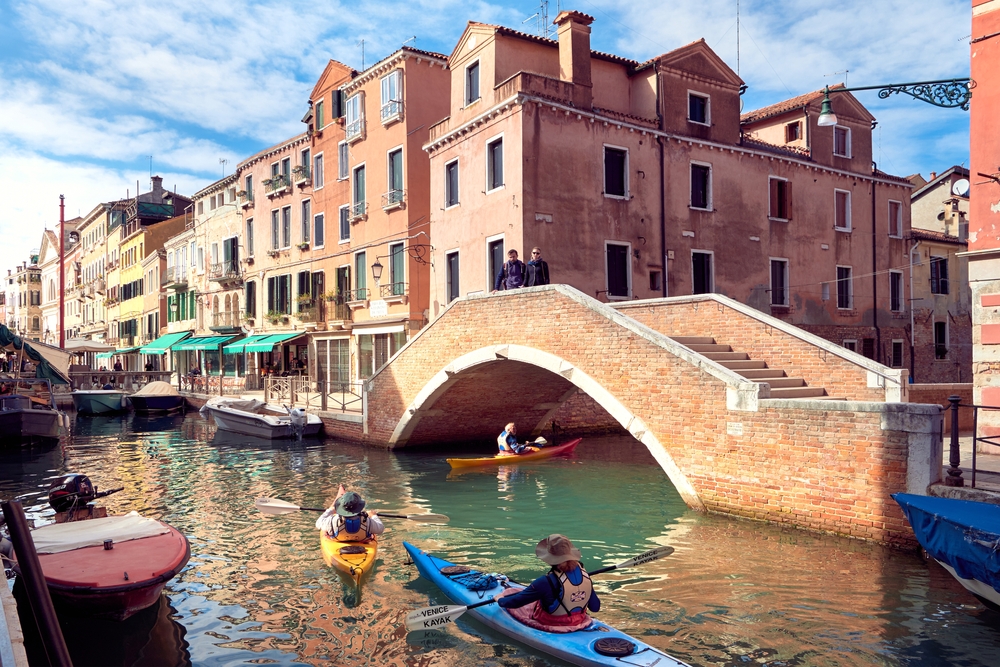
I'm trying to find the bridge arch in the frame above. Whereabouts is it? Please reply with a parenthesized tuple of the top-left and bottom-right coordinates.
(389, 343, 704, 509)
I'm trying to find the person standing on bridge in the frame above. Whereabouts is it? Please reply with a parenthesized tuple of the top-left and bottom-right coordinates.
(524, 247, 550, 287)
(498, 422, 528, 454)
(494, 249, 525, 291)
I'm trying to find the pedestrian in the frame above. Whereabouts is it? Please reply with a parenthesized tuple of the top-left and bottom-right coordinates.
(524, 247, 550, 287)
(113, 358, 123, 372)
(493, 249, 525, 292)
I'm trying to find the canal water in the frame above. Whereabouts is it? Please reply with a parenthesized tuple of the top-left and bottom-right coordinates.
(2, 413, 998, 667)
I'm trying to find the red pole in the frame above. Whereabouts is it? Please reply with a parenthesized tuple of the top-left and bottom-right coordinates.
(59, 194, 65, 348)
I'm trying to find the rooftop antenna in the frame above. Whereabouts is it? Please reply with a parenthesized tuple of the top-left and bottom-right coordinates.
(148, 155, 153, 179)
(523, 0, 551, 38)
(824, 69, 850, 86)
(357, 39, 366, 70)
(220, 157, 229, 177)
(402, 36, 416, 48)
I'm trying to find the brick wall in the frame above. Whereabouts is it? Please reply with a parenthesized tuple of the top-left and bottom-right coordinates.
(908, 383, 973, 433)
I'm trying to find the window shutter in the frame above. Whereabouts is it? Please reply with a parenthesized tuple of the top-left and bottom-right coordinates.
(769, 180, 778, 218)
(785, 181, 792, 220)
(331, 90, 344, 118)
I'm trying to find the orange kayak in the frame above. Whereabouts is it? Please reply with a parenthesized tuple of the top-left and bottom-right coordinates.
(447, 438, 582, 469)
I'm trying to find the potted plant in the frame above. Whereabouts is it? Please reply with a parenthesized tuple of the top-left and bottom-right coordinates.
(298, 242, 310, 250)
(265, 310, 285, 325)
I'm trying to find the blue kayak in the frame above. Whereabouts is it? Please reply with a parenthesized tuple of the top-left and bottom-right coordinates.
(403, 541, 690, 667)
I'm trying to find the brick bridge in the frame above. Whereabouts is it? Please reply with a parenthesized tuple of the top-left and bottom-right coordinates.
(324, 285, 942, 545)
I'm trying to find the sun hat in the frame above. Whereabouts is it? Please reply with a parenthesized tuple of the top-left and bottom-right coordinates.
(535, 534, 582, 565)
(335, 491, 366, 516)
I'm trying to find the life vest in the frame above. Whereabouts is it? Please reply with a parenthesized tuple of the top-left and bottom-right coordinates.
(504, 261, 524, 289)
(334, 513, 373, 541)
(545, 566, 593, 616)
(497, 430, 518, 452)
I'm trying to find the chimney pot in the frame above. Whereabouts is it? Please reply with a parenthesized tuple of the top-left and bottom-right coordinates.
(554, 10, 595, 109)
(929, 171, 937, 180)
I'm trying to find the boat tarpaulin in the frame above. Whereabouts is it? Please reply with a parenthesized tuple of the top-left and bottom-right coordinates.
(139, 331, 192, 355)
(222, 334, 271, 355)
(131, 381, 180, 397)
(243, 332, 302, 353)
(0, 324, 70, 384)
(172, 335, 238, 351)
(31, 512, 170, 554)
(893, 493, 1000, 596)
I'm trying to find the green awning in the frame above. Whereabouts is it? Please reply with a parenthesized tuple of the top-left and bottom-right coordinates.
(222, 334, 270, 355)
(172, 335, 237, 351)
(243, 332, 303, 353)
(97, 346, 138, 359)
(139, 331, 192, 355)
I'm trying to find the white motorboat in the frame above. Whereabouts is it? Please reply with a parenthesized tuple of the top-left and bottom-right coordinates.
(199, 397, 322, 439)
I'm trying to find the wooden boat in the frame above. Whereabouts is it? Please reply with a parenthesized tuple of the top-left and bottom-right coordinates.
(71, 389, 130, 414)
(129, 381, 184, 414)
(30, 512, 190, 621)
(447, 438, 583, 469)
(200, 397, 322, 439)
(0, 378, 67, 443)
(403, 542, 690, 667)
(320, 531, 378, 586)
(893, 492, 1000, 610)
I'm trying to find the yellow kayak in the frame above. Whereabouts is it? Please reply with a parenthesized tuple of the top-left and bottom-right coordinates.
(320, 531, 378, 586)
(447, 438, 582, 469)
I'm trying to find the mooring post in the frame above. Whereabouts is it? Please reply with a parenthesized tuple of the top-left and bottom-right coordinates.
(944, 395, 964, 487)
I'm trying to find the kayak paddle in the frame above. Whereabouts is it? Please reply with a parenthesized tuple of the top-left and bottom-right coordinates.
(404, 545, 675, 631)
(254, 496, 450, 523)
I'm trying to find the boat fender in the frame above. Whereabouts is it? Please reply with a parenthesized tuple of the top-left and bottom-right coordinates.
(593, 637, 635, 657)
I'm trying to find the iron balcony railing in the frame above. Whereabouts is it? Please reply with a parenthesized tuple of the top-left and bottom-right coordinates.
(164, 266, 188, 286)
(381, 189, 405, 209)
(350, 201, 367, 220)
(380, 100, 402, 122)
(379, 282, 407, 298)
(265, 174, 290, 196)
(346, 118, 365, 141)
(211, 311, 240, 329)
(238, 190, 254, 208)
(292, 165, 311, 185)
(208, 261, 242, 283)
(348, 288, 369, 302)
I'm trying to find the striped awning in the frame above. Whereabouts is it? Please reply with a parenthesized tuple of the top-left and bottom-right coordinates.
(171, 335, 238, 352)
(222, 334, 271, 355)
(139, 331, 192, 355)
(243, 332, 303, 353)
(95, 346, 139, 360)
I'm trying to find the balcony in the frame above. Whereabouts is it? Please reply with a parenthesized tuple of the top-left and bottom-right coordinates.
(210, 311, 242, 332)
(292, 165, 311, 186)
(380, 100, 402, 124)
(346, 118, 365, 143)
(208, 261, 243, 286)
(378, 282, 407, 301)
(163, 266, 188, 289)
(346, 288, 369, 310)
(350, 201, 367, 223)
(323, 293, 351, 325)
(264, 174, 290, 198)
(381, 189, 405, 211)
(95, 278, 106, 295)
(238, 190, 254, 209)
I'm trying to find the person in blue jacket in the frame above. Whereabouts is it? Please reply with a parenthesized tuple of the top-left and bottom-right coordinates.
(494, 249, 525, 291)
(497, 422, 527, 454)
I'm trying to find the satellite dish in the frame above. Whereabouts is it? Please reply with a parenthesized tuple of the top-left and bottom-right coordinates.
(953, 178, 970, 197)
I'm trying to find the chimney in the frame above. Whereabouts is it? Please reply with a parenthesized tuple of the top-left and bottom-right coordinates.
(554, 10, 594, 109)
(929, 171, 937, 180)
(151, 175, 164, 201)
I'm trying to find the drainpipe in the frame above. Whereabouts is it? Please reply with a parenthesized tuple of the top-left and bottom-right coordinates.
(654, 61, 667, 298)
(871, 162, 880, 362)
(59, 195, 65, 349)
(909, 239, 921, 382)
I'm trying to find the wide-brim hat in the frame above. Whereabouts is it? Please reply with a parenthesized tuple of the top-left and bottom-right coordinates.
(535, 534, 581, 565)
(335, 491, 366, 516)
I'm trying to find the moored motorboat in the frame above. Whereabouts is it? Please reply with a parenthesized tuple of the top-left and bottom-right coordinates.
(893, 492, 1000, 610)
(129, 381, 185, 413)
(0, 379, 68, 443)
(447, 438, 583, 469)
(72, 389, 130, 415)
(321, 531, 378, 586)
(403, 542, 689, 667)
(200, 397, 322, 439)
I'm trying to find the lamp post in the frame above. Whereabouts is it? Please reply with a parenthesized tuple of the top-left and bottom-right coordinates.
(816, 78, 972, 127)
(371, 259, 383, 288)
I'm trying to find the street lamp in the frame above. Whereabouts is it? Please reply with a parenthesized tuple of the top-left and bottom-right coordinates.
(817, 78, 973, 127)
(371, 259, 383, 285)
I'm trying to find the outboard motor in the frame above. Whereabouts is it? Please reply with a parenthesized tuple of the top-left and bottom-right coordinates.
(290, 408, 306, 440)
(48, 474, 96, 513)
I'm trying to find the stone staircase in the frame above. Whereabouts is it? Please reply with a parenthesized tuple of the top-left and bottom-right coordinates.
(670, 336, 843, 400)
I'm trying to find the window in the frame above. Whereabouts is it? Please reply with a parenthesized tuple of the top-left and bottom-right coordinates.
(649, 270, 662, 292)
(246, 219, 254, 256)
(281, 157, 291, 182)
(315, 99, 324, 130)
(785, 121, 801, 143)
(888, 200, 902, 238)
(297, 270, 311, 308)
(935, 321, 948, 359)
(271, 210, 280, 250)
(197, 201, 204, 215)
(301, 147, 310, 170)
(835, 189, 851, 231)
(769, 177, 792, 220)
(346, 93, 363, 139)
(314, 212, 325, 248)
(245, 281, 256, 317)
(606, 243, 631, 299)
(211, 243, 219, 266)
(891, 340, 904, 368)
(446, 251, 459, 303)
(314, 153, 324, 189)
(837, 266, 853, 309)
(267, 274, 291, 314)
(282, 206, 292, 248)
(688, 92, 709, 125)
(487, 138, 503, 191)
(488, 238, 504, 289)
(301, 200, 311, 244)
(338, 142, 349, 180)
(890, 270, 903, 312)
(244, 174, 253, 202)
(353, 165, 366, 217)
(189, 241, 196, 267)
(387, 148, 403, 204)
(465, 61, 480, 106)
(354, 251, 367, 300)
(692, 251, 713, 294)
(690, 163, 711, 210)
(604, 146, 628, 198)
(930, 256, 949, 294)
(387, 242, 405, 295)
(445, 160, 459, 208)
(862, 338, 875, 360)
(770, 259, 788, 306)
(380, 70, 402, 122)
(198, 247, 204, 271)
(834, 125, 851, 157)
(843, 339, 857, 352)
(339, 205, 350, 242)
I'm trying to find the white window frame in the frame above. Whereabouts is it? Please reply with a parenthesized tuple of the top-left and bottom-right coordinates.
(602, 144, 629, 200)
(313, 152, 324, 190)
(691, 249, 714, 294)
(345, 92, 364, 142)
(465, 59, 481, 107)
(486, 232, 505, 290)
(352, 161, 367, 218)
(689, 161, 713, 211)
(687, 90, 710, 126)
(888, 199, 903, 238)
(281, 205, 292, 249)
(834, 189, 852, 232)
(485, 132, 505, 194)
(769, 257, 789, 306)
(445, 248, 461, 304)
(445, 158, 460, 209)
(380, 69, 402, 124)
(843, 339, 858, 352)
(338, 142, 349, 181)
(386, 143, 404, 197)
(833, 125, 852, 158)
(889, 269, 903, 312)
(836, 265, 854, 310)
(605, 240, 633, 301)
(339, 204, 351, 244)
(313, 212, 325, 249)
(768, 176, 790, 221)
(300, 198, 311, 245)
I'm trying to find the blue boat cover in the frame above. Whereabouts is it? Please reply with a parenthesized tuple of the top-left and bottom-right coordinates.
(892, 493, 1000, 595)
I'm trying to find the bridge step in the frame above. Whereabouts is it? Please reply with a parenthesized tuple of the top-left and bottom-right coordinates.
(769, 387, 828, 399)
(686, 344, 733, 353)
(720, 360, 769, 370)
(702, 351, 751, 361)
(670, 336, 716, 345)
(753, 377, 806, 388)
(735, 368, 785, 378)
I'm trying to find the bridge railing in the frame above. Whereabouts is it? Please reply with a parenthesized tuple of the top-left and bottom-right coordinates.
(65, 371, 174, 391)
(943, 397, 1000, 489)
(264, 376, 363, 412)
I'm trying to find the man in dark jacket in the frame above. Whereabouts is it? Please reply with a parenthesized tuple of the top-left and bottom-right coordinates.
(524, 247, 550, 287)
(494, 249, 525, 291)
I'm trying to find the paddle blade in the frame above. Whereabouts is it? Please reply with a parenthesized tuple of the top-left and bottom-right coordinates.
(404, 605, 469, 632)
(255, 497, 302, 515)
(615, 545, 675, 569)
(533, 437, 548, 445)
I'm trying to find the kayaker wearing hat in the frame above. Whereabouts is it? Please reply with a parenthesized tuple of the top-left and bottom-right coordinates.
(497, 422, 528, 455)
(496, 534, 600, 629)
(315, 487, 384, 542)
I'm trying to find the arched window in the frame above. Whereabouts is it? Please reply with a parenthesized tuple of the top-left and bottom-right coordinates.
(48, 279, 56, 301)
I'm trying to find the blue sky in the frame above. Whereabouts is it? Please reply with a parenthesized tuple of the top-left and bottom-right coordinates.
(0, 0, 971, 272)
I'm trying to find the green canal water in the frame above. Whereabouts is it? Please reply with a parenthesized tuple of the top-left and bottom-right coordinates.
(2, 412, 999, 666)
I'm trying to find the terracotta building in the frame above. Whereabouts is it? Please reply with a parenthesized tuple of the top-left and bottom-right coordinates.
(424, 11, 914, 366)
